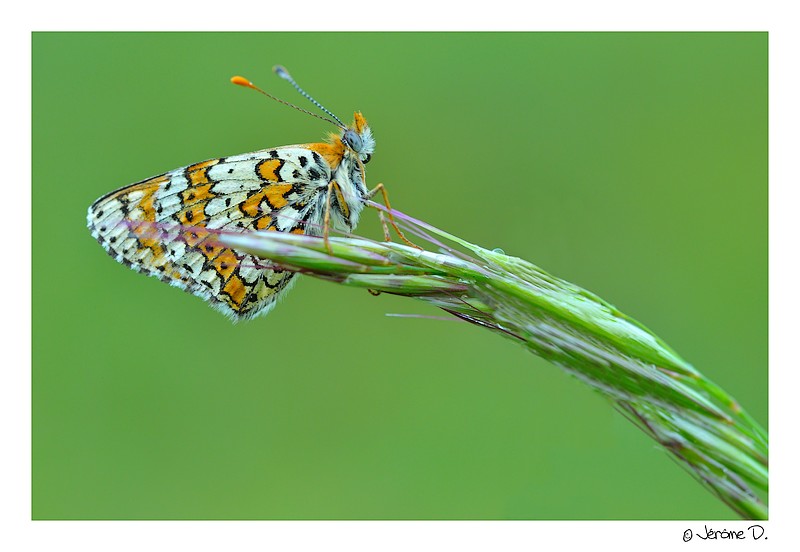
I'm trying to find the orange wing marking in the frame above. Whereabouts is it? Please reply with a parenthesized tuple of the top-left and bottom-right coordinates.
(181, 183, 216, 205)
(222, 274, 247, 308)
(212, 249, 239, 281)
(257, 158, 284, 182)
(264, 183, 293, 210)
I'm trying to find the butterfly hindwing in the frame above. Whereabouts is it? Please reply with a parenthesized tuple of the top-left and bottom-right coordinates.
(87, 146, 333, 320)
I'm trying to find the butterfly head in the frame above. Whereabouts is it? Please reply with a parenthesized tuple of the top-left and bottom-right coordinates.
(232, 68, 376, 166)
(341, 112, 375, 165)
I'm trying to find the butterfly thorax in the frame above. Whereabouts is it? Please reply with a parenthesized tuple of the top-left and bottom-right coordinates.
(303, 112, 374, 233)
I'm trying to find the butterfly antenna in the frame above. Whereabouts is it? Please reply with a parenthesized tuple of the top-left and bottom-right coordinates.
(273, 65, 347, 129)
(230, 75, 345, 129)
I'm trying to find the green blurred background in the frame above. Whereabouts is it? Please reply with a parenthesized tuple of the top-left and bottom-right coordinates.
(32, 32, 767, 519)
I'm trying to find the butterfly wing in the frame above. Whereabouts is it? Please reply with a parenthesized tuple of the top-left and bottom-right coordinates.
(87, 147, 333, 320)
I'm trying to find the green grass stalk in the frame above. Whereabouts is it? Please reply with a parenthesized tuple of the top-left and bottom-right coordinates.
(219, 206, 768, 519)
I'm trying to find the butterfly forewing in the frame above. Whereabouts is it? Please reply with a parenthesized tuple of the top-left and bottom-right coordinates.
(87, 146, 333, 320)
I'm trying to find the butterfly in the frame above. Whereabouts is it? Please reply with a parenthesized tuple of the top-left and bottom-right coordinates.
(87, 66, 404, 321)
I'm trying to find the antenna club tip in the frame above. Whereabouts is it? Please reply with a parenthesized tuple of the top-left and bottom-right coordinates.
(231, 75, 254, 88)
(273, 65, 291, 80)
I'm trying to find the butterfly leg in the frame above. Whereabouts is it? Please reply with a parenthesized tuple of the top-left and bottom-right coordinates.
(366, 183, 421, 249)
(323, 181, 334, 255)
(366, 212, 390, 297)
(377, 211, 391, 241)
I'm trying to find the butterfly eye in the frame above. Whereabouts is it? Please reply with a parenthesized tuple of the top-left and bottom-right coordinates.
(362, 153, 372, 164)
(343, 129, 363, 152)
